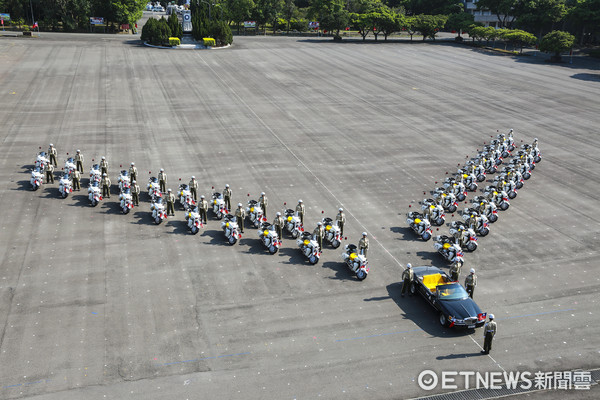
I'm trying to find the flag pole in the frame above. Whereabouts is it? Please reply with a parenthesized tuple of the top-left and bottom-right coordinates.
(29, 0, 39, 36)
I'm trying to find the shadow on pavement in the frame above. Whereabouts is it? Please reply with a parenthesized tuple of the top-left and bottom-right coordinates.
(571, 72, 600, 82)
(390, 226, 417, 241)
(166, 219, 190, 235)
(385, 282, 473, 338)
(14, 180, 32, 191)
(101, 200, 122, 214)
(202, 229, 230, 246)
(132, 211, 157, 226)
(415, 251, 443, 265)
(240, 237, 267, 255)
(436, 352, 483, 360)
(69, 194, 89, 207)
(43, 186, 60, 198)
(278, 246, 305, 265)
(322, 261, 357, 281)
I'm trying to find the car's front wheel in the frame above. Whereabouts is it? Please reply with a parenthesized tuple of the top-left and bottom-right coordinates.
(439, 312, 449, 327)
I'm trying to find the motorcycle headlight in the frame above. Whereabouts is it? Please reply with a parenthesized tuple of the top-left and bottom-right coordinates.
(250, 207, 254, 212)
(213, 200, 217, 205)
(349, 253, 357, 260)
(263, 230, 269, 236)
(326, 225, 332, 231)
(287, 216, 292, 222)
(226, 222, 229, 227)
(303, 239, 310, 246)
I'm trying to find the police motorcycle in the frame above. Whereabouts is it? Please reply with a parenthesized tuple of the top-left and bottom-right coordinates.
(432, 189, 458, 213)
(150, 195, 167, 225)
(470, 157, 487, 182)
(147, 176, 161, 199)
(118, 170, 131, 192)
(64, 157, 76, 177)
(35, 151, 49, 170)
(501, 166, 524, 189)
(502, 129, 516, 152)
(492, 138, 510, 159)
(457, 167, 478, 192)
(284, 208, 304, 238)
(30, 167, 44, 191)
(517, 148, 535, 171)
(221, 214, 241, 245)
(471, 196, 498, 223)
(258, 222, 281, 254)
(493, 174, 518, 199)
(89, 164, 102, 184)
(433, 235, 465, 265)
(211, 192, 227, 220)
(58, 173, 73, 199)
(442, 177, 467, 201)
(421, 198, 445, 226)
(185, 206, 202, 234)
(88, 181, 102, 207)
(484, 185, 510, 211)
(523, 140, 541, 164)
(178, 184, 195, 211)
(119, 187, 134, 214)
(510, 157, 531, 180)
(341, 244, 369, 281)
(461, 208, 490, 237)
(321, 217, 342, 248)
(296, 231, 320, 264)
(449, 221, 478, 252)
(406, 211, 433, 241)
(246, 199, 266, 228)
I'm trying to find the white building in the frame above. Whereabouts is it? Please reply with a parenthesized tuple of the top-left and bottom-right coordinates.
(463, 0, 509, 28)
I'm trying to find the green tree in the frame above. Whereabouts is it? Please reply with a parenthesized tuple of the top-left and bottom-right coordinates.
(567, 0, 600, 45)
(500, 28, 537, 52)
(253, 0, 283, 33)
(211, 19, 234, 45)
(446, 12, 475, 38)
(412, 14, 447, 40)
(309, 0, 350, 38)
(539, 30, 575, 61)
(404, 0, 463, 15)
(350, 12, 372, 40)
(517, 0, 567, 39)
(168, 12, 183, 38)
(475, 0, 520, 27)
(227, 0, 255, 33)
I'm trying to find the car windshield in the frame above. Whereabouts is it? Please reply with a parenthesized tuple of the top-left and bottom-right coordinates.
(436, 283, 468, 300)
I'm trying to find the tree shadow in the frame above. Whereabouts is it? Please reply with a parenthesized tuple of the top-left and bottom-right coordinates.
(278, 246, 306, 265)
(202, 229, 230, 246)
(132, 211, 156, 226)
(166, 219, 190, 235)
(385, 282, 473, 338)
(322, 261, 357, 281)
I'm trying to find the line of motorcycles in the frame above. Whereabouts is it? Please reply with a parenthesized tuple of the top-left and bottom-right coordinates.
(406, 130, 541, 269)
(30, 152, 75, 198)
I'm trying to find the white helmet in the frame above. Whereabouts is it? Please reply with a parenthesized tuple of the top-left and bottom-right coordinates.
(470, 268, 475, 274)
(406, 263, 412, 269)
(160, 168, 164, 172)
(191, 176, 195, 179)
(49, 143, 53, 147)
(132, 180, 136, 183)
(103, 173, 107, 176)
(225, 184, 230, 188)
(276, 212, 281, 216)
(339, 208, 343, 212)
(362, 232, 367, 236)
(317, 222, 322, 226)
(101, 156, 105, 160)
(238, 203, 242, 207)
(168, 188, 171, 192)
(200, 195, 205, 199)
(76, 149, 80, 153)
(489, 314, 495, 320)
(131, 162, 135, 166)
(261, 192, 265, 195)
(298, 199, 303, 203)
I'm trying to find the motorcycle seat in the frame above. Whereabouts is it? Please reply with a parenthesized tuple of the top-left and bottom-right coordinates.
(301, 232, 312, 239)
(213, 192, 222, 198)
(248, 200, 258, 205)
(347, 244, 357, 251)
(322, 217, 333, 224)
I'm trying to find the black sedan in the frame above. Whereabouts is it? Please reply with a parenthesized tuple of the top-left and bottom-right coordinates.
(409, 266, 486, 329)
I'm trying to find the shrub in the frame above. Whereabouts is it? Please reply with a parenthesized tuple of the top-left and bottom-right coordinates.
(169, 37, 180, 46)
(168, 13, 182, 39)
(203, 38, 216, 46)
(210, 20, 233, 46)
(539, 30, 575, 61)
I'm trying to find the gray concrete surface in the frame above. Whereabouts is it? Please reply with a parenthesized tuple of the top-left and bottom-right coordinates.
(0, 33, 599, 400)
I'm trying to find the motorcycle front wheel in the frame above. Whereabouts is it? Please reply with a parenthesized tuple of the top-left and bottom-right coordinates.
(508, 191, 517, 199)
(191, 226, 199, 235)
(468, 183, 478, 191)
(466, 241, 478, 252)
(500, 202, 509, 211)
(61, 191, 68, 199)
(91, 200, 98, 207)
(216, 212, 223, 220)
(479, 227, 489, 237)
(268, 245, 278, 254)
(356, 269, 367, 281)
(123, 207, 130, 215)
(488, 213, 498, 223)
(476, 175, 486, 182)
(433, 217, 445, 226)
(331, 240, 341, 249)
(228, 235, 237, 245)
(456, 193, 466, 202)
(534, 156, 541, 163)
(154, 216, 162, 225)
(447, 204, 457, 213)
(421, 232, 432, 241)
(309, 255, 319, 265)
(291, 230, 299, 239)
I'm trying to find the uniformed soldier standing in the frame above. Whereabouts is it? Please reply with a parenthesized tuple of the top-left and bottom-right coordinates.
(198, 195, 208, 224)
(235, 203, 245, 233)
(223, 184, 232, 211)
(189, 176, 198, 201)
(336, 208, 346, 236)
(313, 221, 324, 250)
(450, 261, 462, 281)
(45, 163, 55, 183)
(132, 180, 140, 206)
(482, 314, 497, 354)
(273, 212, 284, 242)
(48, 144, 57, 166)
(72, 169, 81, 190)
(295, 199, 305, 226)
(158, 169, 167, 193)
(101, 173, 111, 198)
(100, 156, 108, 175)
(358, 232, 369, 257)
(75, 149, 84, 173)
(259, 192, 268, 219)
(166, 188, 176, 216)
(129, 162, 137, 182)
(401, 263, 414, 297)
(465, 268, 477, 298)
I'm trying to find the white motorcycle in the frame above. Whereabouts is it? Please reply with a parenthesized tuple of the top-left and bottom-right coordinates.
(449, 221, 478, 252)
(30, 168, 43, 191)
(58, 174, 73, 198)
(443, 178, 467, 201)
(472, 196, 498, 223)
(493, 175, 518, 199)
(484, 185, 510, 211)
(321, 217, 342, 248)
(258, 222, 281, 254)
(64, 157, 76, 177)
(246, 199, 266, 228)
(517, 149, 535, 171)
(433, 190, 458, 213)
(35, 152, 49, 170)
(406, 211, 432, 241)
(211, 192, 227, 220)
(119, 188, 134, 214)
(88, 182, 102, 207)
(284, 208, 304, 238)
(150, 197, 167, 225)
(458, 168, 478, 192)
(147, 177, 161, 199)
(510, 158, 532, 180)
(433, 235, 465, 265)
(421, 198, 445, 226)
(89, 164, 102, 185)
(502, 166, 524, 189)
(186, 207, 202, 234)
(297, 232, 320, 264)
(221, 214, 241, 245)
(178, 184, 195, 211)
(461, 209, 490, 237)
(523, 143, 541, 164)
(118, 170, 131, 192)
(341, 244, 369, 281)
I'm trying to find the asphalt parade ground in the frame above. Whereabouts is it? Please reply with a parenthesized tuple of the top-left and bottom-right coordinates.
(0, 32, 599, 400)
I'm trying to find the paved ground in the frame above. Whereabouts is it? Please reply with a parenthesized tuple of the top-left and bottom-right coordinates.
(0, 31, 599, 400)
